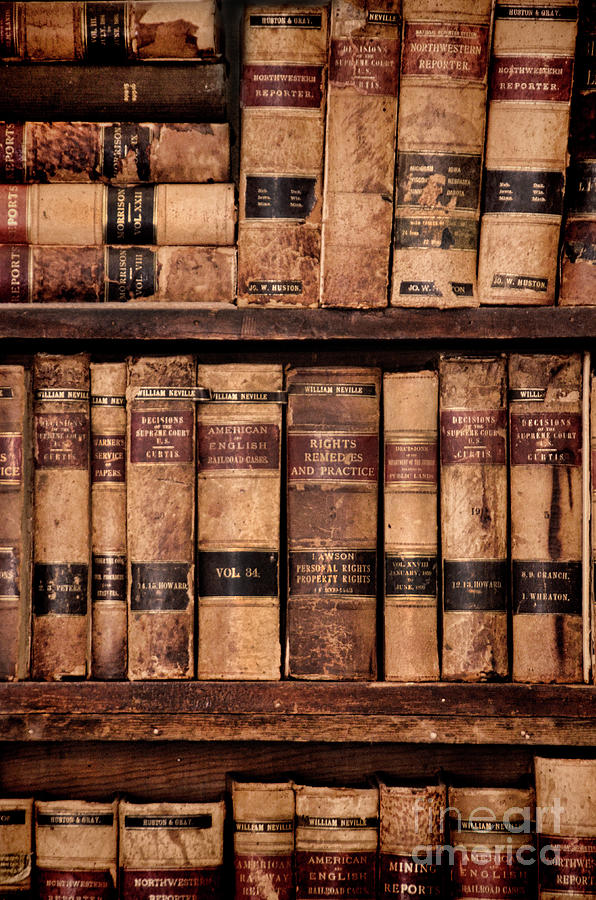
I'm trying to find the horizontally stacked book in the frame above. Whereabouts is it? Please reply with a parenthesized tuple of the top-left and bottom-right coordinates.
(0, 0, 237, 304)
(0, 352, 593, 684)
(1, 757, 594, 899)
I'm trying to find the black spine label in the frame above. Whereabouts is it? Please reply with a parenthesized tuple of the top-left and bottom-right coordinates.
(397, 152, 482, 211)
(247, 280, 303, 295)
(249, 13, 322, 27)
(105, 246, 156, 301)
(385, 554, 438, 598)
(483, 170, 564, 215)
(102, 124, 152, 180)
(566, 161, 596, 215)
(289, 549, 376, 596)
(0, 810, 26, 825)
(33, 564, 88, 616)
(244, 176, 316, 220)
(396, 216, 479, 251)
(37, 812, 113, 826)
(513, 560, 582, 615)
(199, 550, 278, 598)
(130, 562, 191, 611)
(124, 815, 212, 829)
(104, 186, 156, 244)
(0, 546, 19, 599)
(443, 560, 507, 612)
(92, 554, 126, 604)
(495, 5, 578, 20)
(85, 3, 128, 61)
(491, 273, 548, 292)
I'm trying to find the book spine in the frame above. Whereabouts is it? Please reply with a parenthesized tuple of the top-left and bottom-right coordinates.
(379, 783, 446, 898)
(126, 355, 196, 680)
(509, 354, 583, 683)
(535, 757, 596, 900)
(559, 3, 596, 305)
(0, 798, 33, 896)
(0, 366, 31, 681)
(119, 800, 225, 898)
(236, 5, 328, 308)
(294, 785, 378, 899)
(0, 184, 235, 246)
(232, 780, 294, 900)
(0, 245, 237, 304)
(384, 371, 439, 681)
(286, 367, 380, 680)
(0, 64, 227, 123)
(390, 0, 492, 309)
(31, 353, 90, 681)
(440, 356, 508, 681)
(35, 799, 118, 900)
(197, 365, 283, 679)
(1, 2, 219, 61)
(0, 122, 230, 184)
(90, 363, 127, 681)
(319, 0, 400, 308)
(592, 372, 596, 681)
(478, 1, 579, 306)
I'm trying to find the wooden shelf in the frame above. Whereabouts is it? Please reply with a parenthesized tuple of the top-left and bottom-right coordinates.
(1, 682, 594, 745)
(0, 305, 595, 343)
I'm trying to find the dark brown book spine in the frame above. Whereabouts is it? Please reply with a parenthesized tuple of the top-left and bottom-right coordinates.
(31, 353, 90, 681)
(286, 367, 380, 679)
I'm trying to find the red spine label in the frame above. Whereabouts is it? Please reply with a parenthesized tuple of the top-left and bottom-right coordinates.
(92, 433, 125, 483)
(120, 867, 223, 899)
(441, 410, 507, 464)
(37, 868, 115, 899)
(510, 412, 581, 465)
(490, 55, 574, 101)
(379, 853, 444, 897)
(35, 413, 89, 470)
(453, 852, 536, 899)
(0, 3, 17, 56)
(0, 433, 21, 484)
(330, 38, 399, 95)
(385, 440, 437, 484)
(295, 850, 376, 898)
(401, 22, 489, 80)
(0, 244, 29, 303)
(539, 835, 596, 895)
(130, 408, 194, 464)
(288, 432, 378, 483)
(0, 123, 24, 181)
(198, 423, 280, 471)
(235, 853, 293, 900)
(0, 185, 27, 243)
(241, 65, 324, 108)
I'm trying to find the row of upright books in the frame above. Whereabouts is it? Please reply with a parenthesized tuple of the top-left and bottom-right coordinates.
(0, 352, 593, 684)
(1, 757, 594, 899)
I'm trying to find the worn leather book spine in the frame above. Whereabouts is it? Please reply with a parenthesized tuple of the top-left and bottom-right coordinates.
(1, 2, 220, 60)
(384, 371, 439, 681)
(0, 64, 227, 122)
(0, 245, 237, 304)
(90, 363, 127, 681)
(0, 366, 31, 681)
(295, 785, 378, 899)
(319, 0, 400, 308)
(448, 788, 536, 900)
(35, 800, 118, 900)
(592, 373, 596, 680)
(559, 2, 596, 305)
(232, 780, 294, 900)
(197, 365, 283, 680)
(535, 757, 596, 900)
(0, 798, 33, 896)
(236, 5, 328, 308)
(0, 183, 235, 246)
(126, 355, 196, 680)
(286, 367, 380, 680)
(0, 122, 230, 184)
(379, 782, 446, 899)
(440, 356, 508, 681)
(31, 353, 90, 681)
(509, 354, 583, 682)
(478, 1, 578, 306)
(390, 0, 492, 309)
(119, 800, 225, 899)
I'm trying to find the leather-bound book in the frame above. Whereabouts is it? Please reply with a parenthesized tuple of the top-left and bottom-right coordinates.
(0, 798, 33, 897)
(31, 353, 90, 680)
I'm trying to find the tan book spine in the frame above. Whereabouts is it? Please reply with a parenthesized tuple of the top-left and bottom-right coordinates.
(232, 780, 294, 900)
(295, 785, 378, 899)
(31, 353, 90, 681)
(90, 363, 127, 681)
(0, 183, 236, 246)
(237, 5, 328, 308)
(592, 372, 596, 680)
(509, 353, 583, 683)
(35, 799, 118, 899)
(0, 366, 31, 681)
(126, 355, 196, 680)
(390, 0, 492, 308)
(384, 371, 439, 681)
(320, 0, 400, 308)
(0, 245, 237, 304)
(535, 757, 596, 900)
(119, 800, 225, 897)
(379, 783, 446, 897)
(448, 788, 536, 900)
(197, 365, 283, 680)
(286, 367, 380, 680)
(478, 1, 578, 306)
(0, 122, 230, 184)
(0, 798, 33, 896)
(440, 356, 508, 681)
